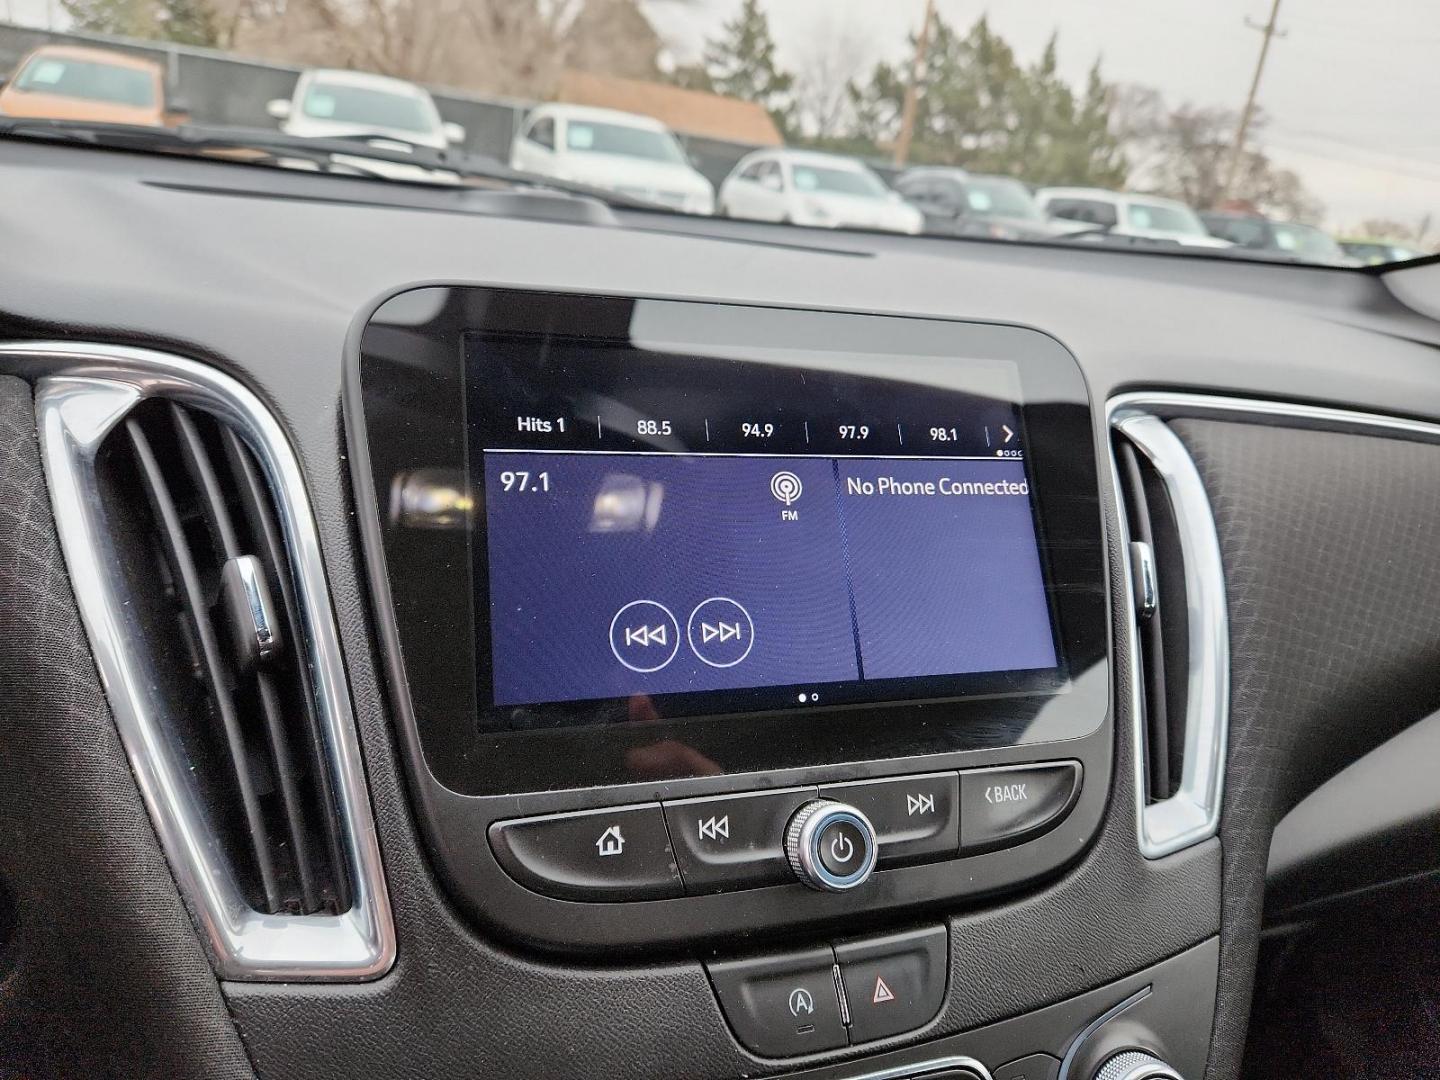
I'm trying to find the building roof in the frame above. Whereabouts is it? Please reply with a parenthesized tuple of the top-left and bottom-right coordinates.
(555, 70, 782, 147)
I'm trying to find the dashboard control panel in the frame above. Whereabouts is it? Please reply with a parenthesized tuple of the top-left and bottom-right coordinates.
(349, 288, 1111, 951)
(489, 764, 1081, 903)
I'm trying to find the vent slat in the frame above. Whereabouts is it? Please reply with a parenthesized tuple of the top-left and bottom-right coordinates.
(254, 669, 321, 912)
(1117, 439, 1171, 802)
(170, 403, 242, 560)
(124, 417, 285, 912)
(221, 428, 351, 912)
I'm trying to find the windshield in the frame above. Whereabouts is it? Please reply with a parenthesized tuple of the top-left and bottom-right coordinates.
(0, 3, 1431, 265)
(1126, 202, 1207, 235)
(14, 55, 155, 108)
(565, 121, 685, 163)
(966, 178, 1042, 220)
(791, 163, 887, 197)
(301, 83, 432, 134)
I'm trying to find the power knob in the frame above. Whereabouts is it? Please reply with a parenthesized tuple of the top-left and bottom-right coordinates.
(1093, 1051, 1184, 1080)
(784, 800, 878, 892)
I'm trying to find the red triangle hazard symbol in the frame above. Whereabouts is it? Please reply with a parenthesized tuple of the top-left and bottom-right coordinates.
(872, 976, 895, 1004)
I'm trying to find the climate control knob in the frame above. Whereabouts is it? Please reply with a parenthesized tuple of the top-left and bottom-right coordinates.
(1094, 1051, 1184, 1080)
(784, 800, 878, 892)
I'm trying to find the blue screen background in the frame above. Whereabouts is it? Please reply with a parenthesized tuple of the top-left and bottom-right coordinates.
(484, 452, 1056, 706)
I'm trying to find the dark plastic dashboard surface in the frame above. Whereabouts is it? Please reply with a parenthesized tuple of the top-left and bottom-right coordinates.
(2, 140, 1440, 1080)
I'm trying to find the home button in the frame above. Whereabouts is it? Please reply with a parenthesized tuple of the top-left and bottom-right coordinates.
(488, 803, 683, 901)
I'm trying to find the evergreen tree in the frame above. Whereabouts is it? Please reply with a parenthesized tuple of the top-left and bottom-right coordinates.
(701, 0, 794, 131)
(850, 15, 1024, 168)
(848, 14, 1128, 187)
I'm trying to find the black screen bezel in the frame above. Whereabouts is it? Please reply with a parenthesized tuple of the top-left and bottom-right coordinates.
(353, 287, 1108, 795)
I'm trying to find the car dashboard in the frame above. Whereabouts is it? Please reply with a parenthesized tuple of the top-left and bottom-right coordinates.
(2, 139, 1440, 1080)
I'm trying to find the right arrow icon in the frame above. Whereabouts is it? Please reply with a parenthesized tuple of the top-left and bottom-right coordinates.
(872, 975, 895, 1004)
(1002, 424, 1015, 444)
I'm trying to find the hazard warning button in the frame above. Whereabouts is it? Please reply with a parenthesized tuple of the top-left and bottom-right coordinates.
(835, 925, 948, 1044)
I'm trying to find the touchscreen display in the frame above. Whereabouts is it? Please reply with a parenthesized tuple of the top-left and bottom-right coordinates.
(465, 331, 1063, 729)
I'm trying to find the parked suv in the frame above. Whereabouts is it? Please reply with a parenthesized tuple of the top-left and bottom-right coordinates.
(511, 103, 714, 215)
(1037, 187, 1232, 248)
(719, 149, 922, 234)
(896, 168, 1082, 240)
(0, 45, 178, 127)
(1200, 211, 1350, 265)
(267, 68, 464, 151)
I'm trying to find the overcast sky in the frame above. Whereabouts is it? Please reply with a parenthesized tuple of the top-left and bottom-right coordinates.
(648, 0, 1440, 231)
(7, 0, 1435, 229)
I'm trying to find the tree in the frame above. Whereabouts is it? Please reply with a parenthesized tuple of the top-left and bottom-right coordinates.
(1355, 216, 1433, 245)
(666, 63, 715, 94)
(700, 0, 793, 132)
(565, 0, 663, 83)
(229, 0, 662, 99)
(850, 14, 1023, 166)
(1117, 94, 1323, 222)
(63, 0, 221, 46)
(789, 18, 869, 140)
(847, 14, 1126, 186)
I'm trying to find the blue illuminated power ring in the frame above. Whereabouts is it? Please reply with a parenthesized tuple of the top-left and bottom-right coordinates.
(784, 801, 878, 892)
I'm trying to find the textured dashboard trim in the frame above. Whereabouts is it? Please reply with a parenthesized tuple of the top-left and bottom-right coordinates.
(0, 341, 396, 982)
(0, 373, 255, 1079)
(1127, 392, 1440, 1080)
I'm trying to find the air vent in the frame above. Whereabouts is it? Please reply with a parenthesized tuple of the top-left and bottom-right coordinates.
(1113, 431, 1190, 804)
(18, 342, 393, 981)
(1108, 398, 1229, 859)
(104, 400, 349, 916)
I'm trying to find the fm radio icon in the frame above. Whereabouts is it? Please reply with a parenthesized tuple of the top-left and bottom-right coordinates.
(770, 470, 803, 506)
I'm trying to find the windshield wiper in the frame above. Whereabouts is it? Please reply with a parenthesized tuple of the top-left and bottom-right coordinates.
(0, 117, 667, 207)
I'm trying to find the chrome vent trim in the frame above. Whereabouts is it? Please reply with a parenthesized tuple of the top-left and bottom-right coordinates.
(1108, 395, 1230, 859)
(4, 341, 394, 982)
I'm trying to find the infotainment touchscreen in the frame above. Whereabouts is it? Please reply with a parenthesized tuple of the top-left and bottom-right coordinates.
(464, 326, 1064, 731)
(356, 288, 1106, 790)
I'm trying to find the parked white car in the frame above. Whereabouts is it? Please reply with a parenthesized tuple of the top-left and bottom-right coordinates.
(266, 68, 464, 181)
(1036, 188, 1233, 248)
(718, 149, 923, 235)
(510, 104, 714, 215)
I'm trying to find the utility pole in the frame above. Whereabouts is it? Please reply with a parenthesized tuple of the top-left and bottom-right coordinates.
(893, 0, 936, 168)
(1221, 0, 1286, 204)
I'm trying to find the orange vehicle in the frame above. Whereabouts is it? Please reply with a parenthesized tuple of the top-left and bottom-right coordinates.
(0, 45, 176, 127)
